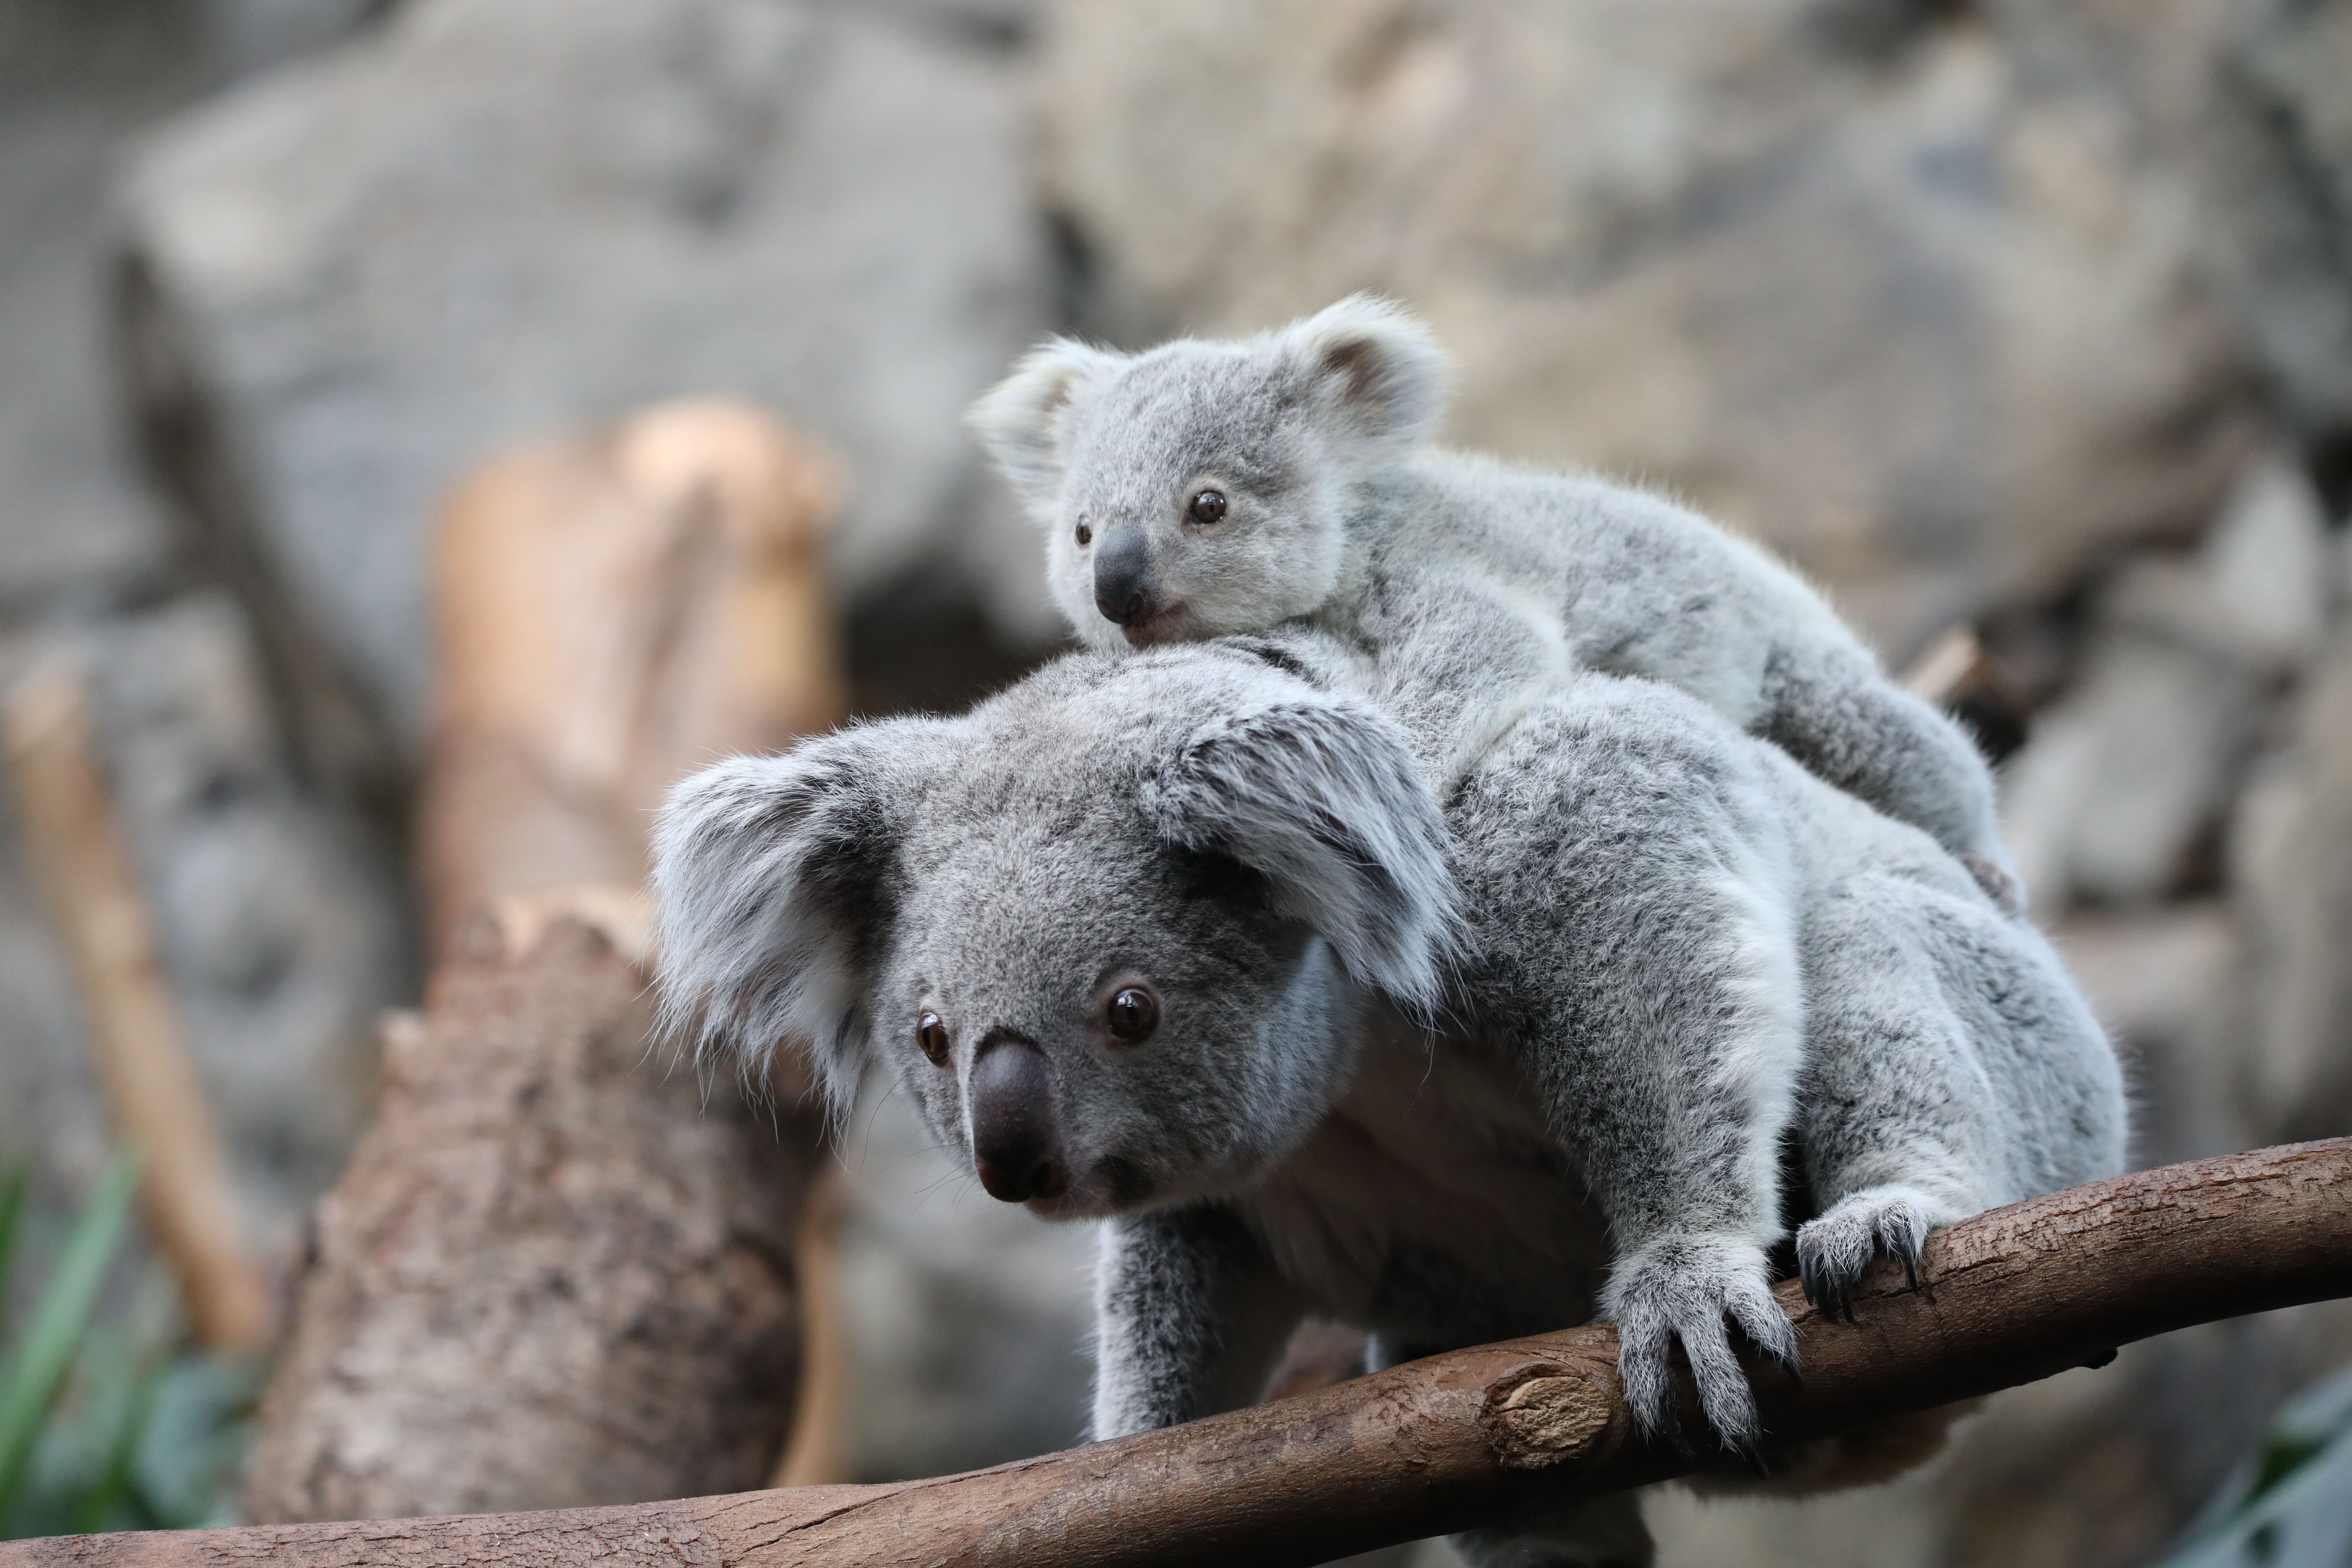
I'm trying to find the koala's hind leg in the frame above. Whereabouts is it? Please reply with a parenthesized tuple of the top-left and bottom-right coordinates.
(1757, 644, 2023, 912)
(1793, 883, 2007, 1320)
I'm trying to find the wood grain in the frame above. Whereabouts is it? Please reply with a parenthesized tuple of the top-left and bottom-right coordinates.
(18, 1140, 2350, 1568)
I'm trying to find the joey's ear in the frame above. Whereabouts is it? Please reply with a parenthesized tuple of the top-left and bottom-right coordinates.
(652, 720, 954, 1116)
(1142, 695, 1460, 1010)
(1283, 294, 1450, 455)
(967, 337, 1125, 511)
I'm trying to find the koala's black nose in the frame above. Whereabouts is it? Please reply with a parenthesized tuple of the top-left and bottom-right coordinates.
(1092, 529, 1156, 626)
(968, 1035, 1069, 1203)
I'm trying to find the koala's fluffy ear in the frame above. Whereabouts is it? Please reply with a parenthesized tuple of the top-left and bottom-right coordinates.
(652, 720, 952, 1115)
(967, 337, 1126, 512)
(1283, 294, 1450, 456)
(1143, 695, 1460, 1011)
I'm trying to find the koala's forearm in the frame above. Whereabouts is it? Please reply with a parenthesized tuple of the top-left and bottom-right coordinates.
(1536, 1026, 1792, 1253)
(1477, 869, 1803, 1254)
(1091, 1206, 1307, 1440)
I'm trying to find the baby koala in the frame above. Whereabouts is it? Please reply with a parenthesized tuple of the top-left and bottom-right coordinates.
(970, 296, 2023, 910)
(653, 632, 2123, 1567)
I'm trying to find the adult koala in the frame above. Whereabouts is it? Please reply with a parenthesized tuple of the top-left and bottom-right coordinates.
(653, 635, 2123, 1567)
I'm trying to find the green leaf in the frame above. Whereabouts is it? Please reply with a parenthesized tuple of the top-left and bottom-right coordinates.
(0, 1163, 29, 1322)
(2151, 1363, 2352, 1568)
(0, 1150, 140, 1531)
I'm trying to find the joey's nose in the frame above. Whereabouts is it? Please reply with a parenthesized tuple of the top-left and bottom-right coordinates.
(1092, 530, 1156, 626)
(969, 1037, 1068, 1203)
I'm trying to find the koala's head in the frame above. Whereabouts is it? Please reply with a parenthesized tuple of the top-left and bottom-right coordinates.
(652, 640, 1457, 1219)
(968, 296, 1450, 653)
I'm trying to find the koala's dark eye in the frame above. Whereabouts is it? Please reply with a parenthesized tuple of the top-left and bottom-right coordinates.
(1186, 489, 1227, 525)
(1074, 516, 1092, 547)
(1106, 987, 1159, 1042)
(916, 1010, 951, 1065)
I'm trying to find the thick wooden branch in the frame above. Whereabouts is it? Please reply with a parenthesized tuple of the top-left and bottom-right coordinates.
(13, 1140, 2351, 1568)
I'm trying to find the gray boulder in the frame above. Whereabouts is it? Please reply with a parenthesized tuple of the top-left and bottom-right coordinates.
(119, 0, 1056, 754)
(0, 597, 413, 1255)
(2001, 455, 2330, 910)
(2199, 0, 2352, 439)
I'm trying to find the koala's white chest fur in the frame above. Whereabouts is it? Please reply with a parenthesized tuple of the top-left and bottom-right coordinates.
(1239, 1022, 1615, 1352)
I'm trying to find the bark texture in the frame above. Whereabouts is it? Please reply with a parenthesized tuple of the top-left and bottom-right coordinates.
(238, 401, 845, 1521)
(239, 909, 817, 1521)
(27, 1139, 2351, 1568)
(418, 398, 845, 950)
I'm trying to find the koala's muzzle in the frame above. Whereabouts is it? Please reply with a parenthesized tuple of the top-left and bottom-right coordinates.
(968, 1035, 1069, 1203)
(1092, 528, 1158, 627)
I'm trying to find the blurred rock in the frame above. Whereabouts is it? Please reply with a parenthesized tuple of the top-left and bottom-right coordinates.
(2233, 622, 2352, 1141)
(2055, 905, 2246, 1164)
(811, 0, 1037, 51)
(2102, 453, 2334, 673)
(831, 1090, 1094, 1480)
(196, 0, 389, 78)
(1039, 0, 2263, 655)
(0, 598, 412, 1255)
(2199, 0, 2352, 444)
(2001, 454, 2327, 910)
(2001, 631, 2251, 908)
(0, 0, 199, 619)
(119, 0, 1057, 757)
(0, 0, 399, 1242)
(90, 599, 412, 1246)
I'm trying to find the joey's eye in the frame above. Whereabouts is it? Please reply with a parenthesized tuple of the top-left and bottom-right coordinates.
(1105, 987, 1158, 1042)
(916, 1010, 950, 1065)
(1074, 516, 1092, 547)
(1187, 489, 1227, 525)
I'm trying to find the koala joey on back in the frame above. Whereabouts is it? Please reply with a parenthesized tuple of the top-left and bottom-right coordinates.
(968, 296, 2026, 913)
(653, 634, 2123, 1567)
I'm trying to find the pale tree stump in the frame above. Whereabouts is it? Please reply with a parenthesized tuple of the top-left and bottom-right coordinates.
(243, 401, 847, 1521)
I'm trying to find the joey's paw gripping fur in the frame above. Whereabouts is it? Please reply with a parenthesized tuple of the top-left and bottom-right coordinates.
(1603, 1233, 1798, 1455)
(1796, 1186, 1945, 1321)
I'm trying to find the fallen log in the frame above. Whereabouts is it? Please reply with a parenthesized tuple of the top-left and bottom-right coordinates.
(241, 401, 846, 1522)
(17, 1140, 2351, 1568)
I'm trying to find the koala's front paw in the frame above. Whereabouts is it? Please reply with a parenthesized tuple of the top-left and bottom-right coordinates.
(1959, 852, 2027, 916)
(1797, 1186, 1952, 1321)
(1602, 1233, 1797, 1457)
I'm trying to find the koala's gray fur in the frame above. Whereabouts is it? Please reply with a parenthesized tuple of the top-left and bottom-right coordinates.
(653, 635, 2123, 1566)
(968, 296, 2025, 910)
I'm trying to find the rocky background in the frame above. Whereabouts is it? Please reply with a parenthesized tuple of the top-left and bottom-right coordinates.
(6, 0, 2352, 1562)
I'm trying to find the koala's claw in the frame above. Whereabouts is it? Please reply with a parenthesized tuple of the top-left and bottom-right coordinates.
(1604, 1233, 1796, 1454)
(1796, 1187, 1946, 1320)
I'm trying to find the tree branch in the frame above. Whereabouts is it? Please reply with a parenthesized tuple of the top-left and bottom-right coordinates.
(12, 1140, 2352, 1568)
